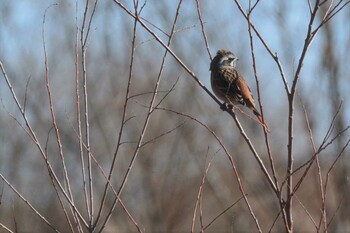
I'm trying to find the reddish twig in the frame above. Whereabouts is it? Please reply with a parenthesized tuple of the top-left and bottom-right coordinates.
(232, 0, 289, 94)
(191, 151, 213, 232)
(195, 0, 212, 60)
(203, 196, 245, 231)
(111, 0, 222, 108)
(247, 1, 279, 189)
(75, 0, 90, 226)
(112, 0, 278, 199)
(322, 138, 350, 229)
(1, 61, 88, 228)
(44, 127, 75, 233)
(301, 101, 327, 231)
(290, 103, 348, 193)
(98, 1, 184, 231)
(326, 193, 346, 230)
(140, 122, 185, 147)
(67, 116, 143, 232)
(0, 174, 60, 233)
(80, 0, 98, 226)
(284, 0, 324, 230)
(156, 107, 262, 232)
(93, 0, 140, 228)
(42, 5, 83, 231)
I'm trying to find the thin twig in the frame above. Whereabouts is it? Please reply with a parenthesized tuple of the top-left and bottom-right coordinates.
(11, 199, 18, 233)
(250, 0, 261, 13)
(203, 196, 245, 231)
(80, 0, 99, 226)
(140, 122, 185, 147)
(99, 0, 186, 231)
(232, 0, 289, 94)
(0, 62, 88, 228)
(228, 110, 277, 193)
(23, 76, 31, 112)
(323, 139, 350, 231)
(326, 193, 346, 230)
(43, 4, 82, 231)
(140, 16, 170, 37)
(285, 0, 322, 230)
(191, 151, 214, 232)
(0, 181, 3, 205)
(268, 209, 283, 233)
(316, 0, 350, 31)
(0, 223, 14, 233)
(280, 104, 348, 194)
(0, 100, 34, 141)
(128, 89, 176, 99)
(83, 0, 99, 47)
(94, 0, 141, 229)
(111, 0, 222, 108)
(156, 107, 262, 233)
(75, 0, 90, 226)
(112, 0, 278, 199)
(295, 194, 318, 229)
(0, 174, 60, 233)
(247, 1, 279, 190)
(44, 127, 75, 233)
(307, 0, 313, 13)
(301, 100, 327, 232)
(151, 76, 180, 111)
(195, 0, 212, 60)
(67, 116, 143, 232)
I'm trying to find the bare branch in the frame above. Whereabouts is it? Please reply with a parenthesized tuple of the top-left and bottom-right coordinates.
(140, 122, 185, 147)
(98, 1, 184, 231)
(23, 76, 31, 113)
(203, 196, 245, 231)
(0, 223, 14, 233)
(191, 150, 213, 232)
(195, 0, 212, 60)
(94, 0, 140, 227)
(75, 0, 90, 225)
(232, 0, 290, 94)
(326, 193, 346, 230)
(156, 107, 263, 232)
(0, 174, 60, 233)
(42, 5, 82, 230)
(1, 34, 88, 233)
(140, 16, 170, 37)
(247, 2, 279, 191)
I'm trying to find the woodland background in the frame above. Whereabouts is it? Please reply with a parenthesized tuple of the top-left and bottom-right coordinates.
(0, 0, 350, 232)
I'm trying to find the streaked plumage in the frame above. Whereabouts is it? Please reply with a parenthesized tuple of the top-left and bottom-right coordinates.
(210, 49, 269, 131)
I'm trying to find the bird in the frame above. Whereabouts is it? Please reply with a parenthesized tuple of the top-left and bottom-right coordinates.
(210, 49, 269, 132)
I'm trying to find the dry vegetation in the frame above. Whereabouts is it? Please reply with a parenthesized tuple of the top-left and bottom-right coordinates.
(0, 0, 350, 232)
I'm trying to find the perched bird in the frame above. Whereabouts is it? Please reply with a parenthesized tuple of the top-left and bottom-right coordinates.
(210, 49, 269, 131)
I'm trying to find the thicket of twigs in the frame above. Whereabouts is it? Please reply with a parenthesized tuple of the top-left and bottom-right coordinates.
(1, 0, 350, 232)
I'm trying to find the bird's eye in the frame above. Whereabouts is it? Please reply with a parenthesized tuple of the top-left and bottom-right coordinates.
(228, 57, 234, 62)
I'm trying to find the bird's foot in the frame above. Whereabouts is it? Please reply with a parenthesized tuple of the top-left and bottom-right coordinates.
(220, 102, 228, 111)
(220, 103, 234, 111)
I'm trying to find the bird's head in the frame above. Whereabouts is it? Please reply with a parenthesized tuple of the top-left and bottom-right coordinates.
(210, 49, 238, 71)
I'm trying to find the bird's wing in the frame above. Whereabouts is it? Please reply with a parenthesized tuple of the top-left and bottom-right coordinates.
(219, 69, 244, 104)
(235, 75, 260, 114)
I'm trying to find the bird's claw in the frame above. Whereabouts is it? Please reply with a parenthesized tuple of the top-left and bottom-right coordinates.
(220, 103, 234, 111)
(220, 103, 228, 111)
